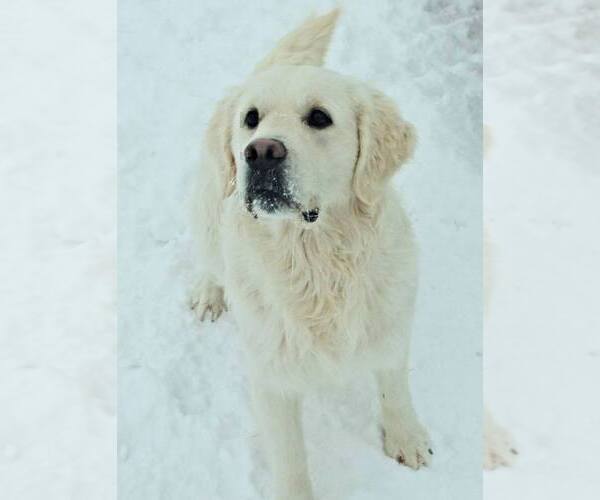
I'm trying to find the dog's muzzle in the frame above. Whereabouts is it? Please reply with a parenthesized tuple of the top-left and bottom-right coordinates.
(243, 139, 319, 222)
(244, 138, 296, 215)
(245, 162, 294, 214)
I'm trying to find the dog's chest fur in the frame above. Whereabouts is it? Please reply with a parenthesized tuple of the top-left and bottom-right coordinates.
(221, 200, 413, 386)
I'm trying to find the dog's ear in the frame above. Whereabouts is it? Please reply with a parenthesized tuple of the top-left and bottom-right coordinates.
(352, 88, 416, 213)
(204, 90, 239, 198)
(254, 9, 340, 73)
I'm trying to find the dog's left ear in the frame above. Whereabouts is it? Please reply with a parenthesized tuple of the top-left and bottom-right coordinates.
(204, 89, 240, 198)
(254, 9, 340, 73)
(352, 88, 416, 213)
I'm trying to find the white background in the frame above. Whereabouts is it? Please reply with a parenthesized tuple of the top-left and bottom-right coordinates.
(1, 1, 599, 499)
(1, 1, 116, 499)
(484, 0, 600, 498)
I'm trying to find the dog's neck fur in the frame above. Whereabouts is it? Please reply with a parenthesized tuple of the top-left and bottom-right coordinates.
(256, 197, 384, 253)
(224, 186, 395, 350)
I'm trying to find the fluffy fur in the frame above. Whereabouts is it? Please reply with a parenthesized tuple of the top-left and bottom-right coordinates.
(190, 10, 431, 499)
(483, 125, 518, 469)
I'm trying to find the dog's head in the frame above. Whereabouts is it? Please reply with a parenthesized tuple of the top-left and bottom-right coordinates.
(206, 9, 415, 223)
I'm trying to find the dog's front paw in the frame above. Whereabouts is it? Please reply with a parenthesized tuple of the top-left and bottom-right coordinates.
(188, 279, 227, 322)
(382, 419, 433, 470)
(484, 416, 518, 470)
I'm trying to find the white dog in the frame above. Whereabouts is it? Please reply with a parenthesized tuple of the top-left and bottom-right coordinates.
(190, 10, 431, 499)
(483, 126, 518, 470)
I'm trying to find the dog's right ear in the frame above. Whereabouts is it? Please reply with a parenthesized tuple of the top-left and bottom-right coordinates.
(254, 8, 340, 73)
(352, 88, 416, 214)
(204, 90, 239, 198)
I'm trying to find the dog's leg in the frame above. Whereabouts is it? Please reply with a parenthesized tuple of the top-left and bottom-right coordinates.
(188, 226, 227, 322)
(376, 366, 432, 469)
(484, 232, 518, 468)
(188, 275, 226, 322)
(188, 158, 227, 322)
(189, 91, 240, 323)
(484, 408, 518, 469)
(251, 384, 313, 500)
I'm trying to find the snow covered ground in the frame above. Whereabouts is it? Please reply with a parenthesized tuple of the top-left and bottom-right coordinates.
(0, 1, 116, 498)
(2, 0, 599, 499)
(118, 1, 483, 499)
(484, 1, 600, 499)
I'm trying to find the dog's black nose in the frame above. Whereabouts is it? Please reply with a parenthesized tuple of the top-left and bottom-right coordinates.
(245, 138, 287, 166)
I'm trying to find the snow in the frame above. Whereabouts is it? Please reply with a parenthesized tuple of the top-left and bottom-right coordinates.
(0, 1, 116, 499)
(1, 0, 598, 499)
(484, 1, 600, 499)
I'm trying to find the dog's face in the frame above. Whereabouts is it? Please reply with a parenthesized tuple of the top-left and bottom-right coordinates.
(206, 9, 416, 223)
(231, 65, 359, 222)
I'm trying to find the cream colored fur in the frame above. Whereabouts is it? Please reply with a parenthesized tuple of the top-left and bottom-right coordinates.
(484, 125, 518, 469)
(190, 10, 431, 499)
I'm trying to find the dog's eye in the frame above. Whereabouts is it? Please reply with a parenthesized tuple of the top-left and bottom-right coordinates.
(306, 108, 333, 129)
(244, 108, 259, 129)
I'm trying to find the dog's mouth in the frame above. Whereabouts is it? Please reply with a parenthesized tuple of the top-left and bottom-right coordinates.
(245, 190, 319, 223)
(246, 189, 293, 213)
(301, 208, 319, 223)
